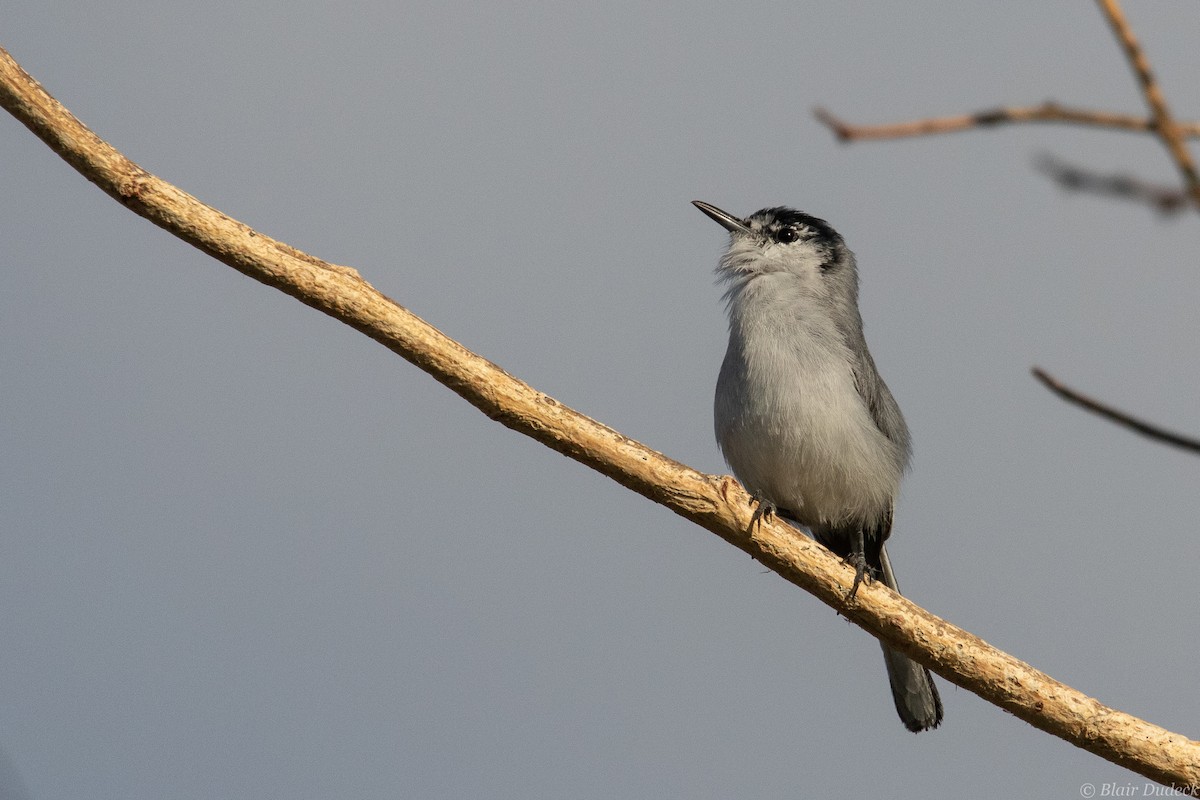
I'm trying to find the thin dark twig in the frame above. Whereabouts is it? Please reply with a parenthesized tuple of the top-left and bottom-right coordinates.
(1032, 367, 1200, 453)
(1035, 154, 1190, 215)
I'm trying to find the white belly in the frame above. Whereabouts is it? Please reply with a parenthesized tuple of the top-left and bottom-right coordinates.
(714, 332, 902, 529)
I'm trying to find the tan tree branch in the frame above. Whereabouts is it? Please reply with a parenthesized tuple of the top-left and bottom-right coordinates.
(1095, 0, 1200, 207)
(817, 4, 1200, 213)
(814, 103, 1200, 142)
(2, 46, 1198, 794)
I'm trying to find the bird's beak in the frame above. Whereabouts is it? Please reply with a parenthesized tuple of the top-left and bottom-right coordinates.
(692, 201, 751, 235)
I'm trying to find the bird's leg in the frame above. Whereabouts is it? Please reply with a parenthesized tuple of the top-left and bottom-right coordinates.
(747, 494, 777, 532)
(844, 528, 871, 601)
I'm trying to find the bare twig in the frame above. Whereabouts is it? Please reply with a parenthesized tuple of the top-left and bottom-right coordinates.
(813, 103, 1200, 142)
(817, 4, 1200, 211)
(1035, 154, 1190, 214)
(3, 46, 1199, 793)
(1032, 368, 1200, 453)
(1095, 0, 1200, 207)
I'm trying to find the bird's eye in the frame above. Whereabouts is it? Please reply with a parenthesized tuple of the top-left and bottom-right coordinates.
(775, 227, 799, 244)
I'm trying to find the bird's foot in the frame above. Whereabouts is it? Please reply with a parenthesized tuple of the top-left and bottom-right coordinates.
(747, 495, 777, 532)
(843, 551, 875, 601)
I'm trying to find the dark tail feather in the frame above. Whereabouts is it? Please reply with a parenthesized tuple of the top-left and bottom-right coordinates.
(877, 546, 943, 732)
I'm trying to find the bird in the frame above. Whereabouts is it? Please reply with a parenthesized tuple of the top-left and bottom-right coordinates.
(694, 200, 943, 732)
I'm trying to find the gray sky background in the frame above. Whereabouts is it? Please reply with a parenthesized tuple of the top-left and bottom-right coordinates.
(5, 3, 1200, 798)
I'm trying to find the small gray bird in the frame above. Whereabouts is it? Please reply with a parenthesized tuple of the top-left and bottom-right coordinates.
(694, 200, 943, 733)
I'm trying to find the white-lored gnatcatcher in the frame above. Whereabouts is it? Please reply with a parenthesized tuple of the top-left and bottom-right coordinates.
(694, 200, 942, 733)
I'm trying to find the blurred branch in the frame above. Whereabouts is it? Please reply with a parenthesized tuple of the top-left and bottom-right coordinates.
(3, 45, 1199, 794)
(817, 2, 1200, 212)
(1035, 154, 1190, 214)
(1094, 0, 1200, 208)
(814, 104, 1200, 142)
(1032, 368, 1200, 453)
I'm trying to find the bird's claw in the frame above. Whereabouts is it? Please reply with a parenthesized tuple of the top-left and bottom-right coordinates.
(843, 552, 875, 601)
(748, 495, 777, 532)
